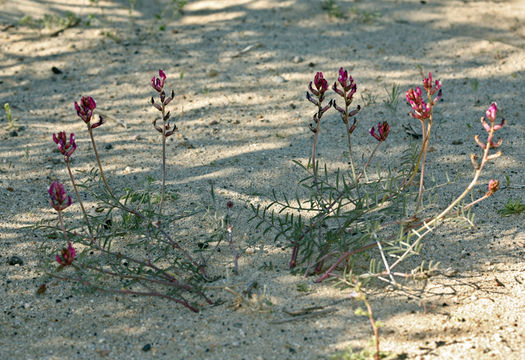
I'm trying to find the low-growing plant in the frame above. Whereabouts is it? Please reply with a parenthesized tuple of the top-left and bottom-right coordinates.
(350, 6, 382, 24)
(331, 282, 388, 360)
(250, 68, 506, 289)
(498, 198, 525, 216)
(322, 0, 345, 19)
(18, 12, 79, 30)
(384, 83, 402, 115)
(34, 70, 236, 312)
(4, 103, 16, 129)
(360, 91, 377, 108)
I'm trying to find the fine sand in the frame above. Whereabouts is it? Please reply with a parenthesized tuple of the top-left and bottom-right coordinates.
(1, 0, 524, 359)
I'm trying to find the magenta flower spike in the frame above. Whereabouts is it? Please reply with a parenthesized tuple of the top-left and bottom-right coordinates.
(314, 72, 328, 93)
(52, 132, 77, 159)
(423, 72, 442, 95)
(56, 242, 76, 266)
(333, 68, 357, 104)
(406, 87, 430, 120)
(48, 181, 72, 212)
(338, 67, 348, 88)
(485, 102, 498, 123)
(477, 102, 506, 150)
(151, 69, 166, 93)
(482, 103, 506, 132)
(75, 96, 96, 124)
(369, 121, 390, 142)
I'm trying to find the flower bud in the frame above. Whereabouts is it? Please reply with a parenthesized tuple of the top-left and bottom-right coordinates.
(487, 179, 499, 196)
(485, 102, 497, 123)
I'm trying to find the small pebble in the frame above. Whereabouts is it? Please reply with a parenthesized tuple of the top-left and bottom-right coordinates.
(270, 75, 286, 84)
(8, 256, 23, 266)
(291, 56, 303, 63)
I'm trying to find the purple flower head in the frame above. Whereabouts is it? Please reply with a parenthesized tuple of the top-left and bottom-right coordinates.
(307, 72, 329, 105)
(423, 72, 441, 96)
(480, 102, 506, 134)
(56, 242, 76, 266)
(369, 121, 390, 142)
(48, 181, 72, 212)
(151, 69, 166, 93)
(52, 132, 77, 159)
(338, 67, 348, 88)
(335, 67, 357, 96)
(313, 72, 328, 94)
(75, 96, 96, 124)
(485, 102, 498, 123)
(406, 87, 430, 121)
(227, 201, 233, 209)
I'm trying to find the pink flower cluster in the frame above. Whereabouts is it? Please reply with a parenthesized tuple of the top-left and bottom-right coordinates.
(48, 181, 72, 211)
(75, 96, 104, 129)
(56, 242, 76, 266)
(151, 69, 166, 93)
(333, 67, 357, 106)
(475, 103, 506, 150)
(52, 132, 77, 159)
(369, 121, 390, 142)
(406, 72, 442, 121)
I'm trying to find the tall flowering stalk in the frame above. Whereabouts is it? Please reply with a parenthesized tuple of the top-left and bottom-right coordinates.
(306, 72, 333, 181)
(150, 69, 177, 215)
(333, 67, 361, 180)
(287, 72, 332, 269)
(52, 132, 94, 241)
(406, 72, 442, 213)
(75, 96, 114, 198)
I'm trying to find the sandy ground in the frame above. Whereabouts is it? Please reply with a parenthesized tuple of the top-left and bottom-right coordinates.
(1, 0, 524, 359)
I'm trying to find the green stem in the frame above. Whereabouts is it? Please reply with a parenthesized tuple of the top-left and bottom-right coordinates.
(343, 101, 357, 181)
(160, 105, 167, 215)
(414, 123, 431, 213)
(311, 129, 319, 181)
(363, 297, 380, 360)
(88, 127, 114, 198)
(57, 209, 68, 241)
(65, 159, 94, 241)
